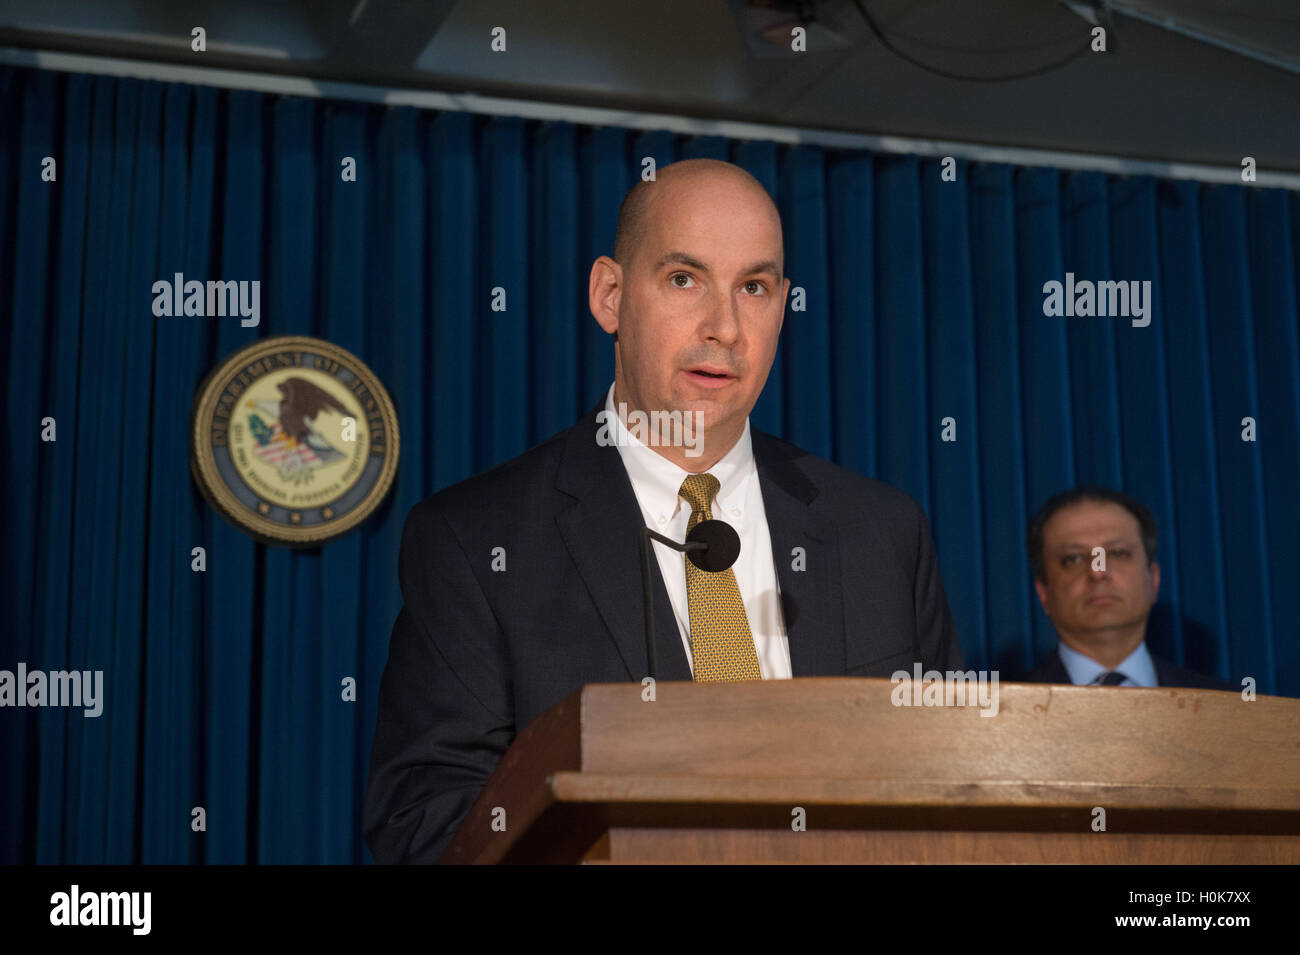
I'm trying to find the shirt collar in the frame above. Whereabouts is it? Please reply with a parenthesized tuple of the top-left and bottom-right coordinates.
(603, 382, 755, 522)
(1057, 639, 1157, 687)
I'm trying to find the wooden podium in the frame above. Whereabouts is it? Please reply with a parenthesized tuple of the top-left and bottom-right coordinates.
(439, 678, 1300, 864)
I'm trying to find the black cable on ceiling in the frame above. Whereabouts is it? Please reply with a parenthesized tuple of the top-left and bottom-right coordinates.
(850, 0, 1108, 82)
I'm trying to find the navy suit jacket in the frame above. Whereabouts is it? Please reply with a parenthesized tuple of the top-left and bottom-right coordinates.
(1021, 648, 1234, 691)
(363, 401, 963, 863)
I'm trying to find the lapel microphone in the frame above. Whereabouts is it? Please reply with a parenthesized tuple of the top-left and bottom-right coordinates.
(638, 519, 741, 680)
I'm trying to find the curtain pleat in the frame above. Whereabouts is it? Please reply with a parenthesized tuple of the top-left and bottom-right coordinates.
(780, 146, 833, 459)
(429, 112, 476, 487)
(827, 152, 874, 478)
(1014, 167, 1076, 661)
(1201, 187, 1277, 686)
(921, 157, 987, 669)
(2, 65, 1297, 864)
(203, 87, 262, 863)
(35, 72, 91, 864)
(969, 164, 1033, 674)
(1157, 180, 1231, 676)
(4, 66, 55, 866)
(1247, 190, 1300, 694)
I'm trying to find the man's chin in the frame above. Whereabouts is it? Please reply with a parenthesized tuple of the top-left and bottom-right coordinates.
(1071, 605, 1144, 631)
(671, 392, 735, 422)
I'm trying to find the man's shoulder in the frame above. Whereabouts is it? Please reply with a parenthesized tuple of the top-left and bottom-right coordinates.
(1151, 653, 1236, 692)
(751, 427, 926, 523)
(1019, 652, 1068, 684)
(405, 418, 581, 530)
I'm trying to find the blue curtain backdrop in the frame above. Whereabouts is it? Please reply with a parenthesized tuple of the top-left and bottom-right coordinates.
(2, 64, 1297, 863)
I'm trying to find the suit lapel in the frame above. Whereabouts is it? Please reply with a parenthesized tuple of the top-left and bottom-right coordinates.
(554, 407, 846, 680)
(1151, 654, 1173, 687)
(752, 430, 846, 676)
(555, 402, 692, 682)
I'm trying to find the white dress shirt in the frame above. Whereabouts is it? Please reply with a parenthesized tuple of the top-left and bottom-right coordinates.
(604, 382, 791, 679)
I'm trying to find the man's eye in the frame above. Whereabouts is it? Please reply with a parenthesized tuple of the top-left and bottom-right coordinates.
(1062, 554, 1082, 566)
(744, 280, 766, 295)
(670, 273, 694, 288)
(1112, 549, 1130, 558)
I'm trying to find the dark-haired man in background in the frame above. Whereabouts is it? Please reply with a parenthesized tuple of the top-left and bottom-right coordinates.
(1019, 486, 1233, 691)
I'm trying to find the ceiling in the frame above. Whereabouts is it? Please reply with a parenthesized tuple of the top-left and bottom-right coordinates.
(2, 0, 1297, 172)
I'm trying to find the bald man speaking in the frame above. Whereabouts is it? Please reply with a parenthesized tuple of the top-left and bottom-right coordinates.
(364, 159, 962, 863)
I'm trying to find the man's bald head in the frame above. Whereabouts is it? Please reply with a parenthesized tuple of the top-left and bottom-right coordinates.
(612, 159, 783, 275)
(589, 156, 791, 471)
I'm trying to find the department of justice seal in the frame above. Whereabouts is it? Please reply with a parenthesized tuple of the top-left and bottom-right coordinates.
(190, 336, 400, 546)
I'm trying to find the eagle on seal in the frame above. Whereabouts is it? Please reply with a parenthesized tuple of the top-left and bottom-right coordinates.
(247, 376, 352, 466)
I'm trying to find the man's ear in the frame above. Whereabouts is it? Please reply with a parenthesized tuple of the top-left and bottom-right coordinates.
(1034, 576, 1050, 616)
(589, 256, 622, 336)
(778, 277, 790, 333)
(1149, 561, 1161, 600)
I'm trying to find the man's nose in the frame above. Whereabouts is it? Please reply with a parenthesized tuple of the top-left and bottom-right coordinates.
(1088, 554, 1112, 578)
(700, 289, 741, 345)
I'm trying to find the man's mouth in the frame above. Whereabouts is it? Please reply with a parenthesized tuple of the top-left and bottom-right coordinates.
(684, 365, 736, 387)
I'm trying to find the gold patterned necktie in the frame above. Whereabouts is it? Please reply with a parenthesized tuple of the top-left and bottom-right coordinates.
(678, 473, 762, 683)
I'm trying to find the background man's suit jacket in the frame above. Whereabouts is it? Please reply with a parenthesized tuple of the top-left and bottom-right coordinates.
(364, 400, 963, 863)
(1021, 649, 1235, 691)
